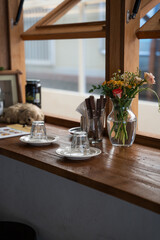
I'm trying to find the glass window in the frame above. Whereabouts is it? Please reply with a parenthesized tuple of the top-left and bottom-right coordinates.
(139, 3, 160, 102)
(54, 0, 106, 25)
(23, 0, 105, 121)
(138, 4, 160, 136)
(25, 38, 105, 93)
(24, 0, 64, 30)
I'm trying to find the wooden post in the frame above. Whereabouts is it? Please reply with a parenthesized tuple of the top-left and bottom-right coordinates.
(7, 0, 26, 102)
(124, 0, 140, 118)
(106, 0, 124, 115)
(106, 0, 140, 120)
(0, 0, 10, 69)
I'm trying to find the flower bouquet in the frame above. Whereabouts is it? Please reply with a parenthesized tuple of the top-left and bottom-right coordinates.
(89, 69, 160, 147)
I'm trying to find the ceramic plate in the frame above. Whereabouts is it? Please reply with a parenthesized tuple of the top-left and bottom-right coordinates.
(20, 135, 59, 146)
(68, 127, 81, 135)
(56, 147, 101, 160)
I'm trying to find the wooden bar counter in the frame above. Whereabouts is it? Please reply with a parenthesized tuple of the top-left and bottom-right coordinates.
(0, 123, 160, 214)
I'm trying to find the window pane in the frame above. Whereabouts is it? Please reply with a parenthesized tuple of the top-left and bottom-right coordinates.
(138, 4, 160, 136)
(139, 3, 160, 102)
(54, 0, 106, 25)
(26, 39, 79, 92)
(24, 0, 106, 29)
(86, 38, 105, 92)
(139, 39, 160, 102)
(23, 0, 105, 120)
(23, 0, 64, 30)
(25, 38, 105, 93)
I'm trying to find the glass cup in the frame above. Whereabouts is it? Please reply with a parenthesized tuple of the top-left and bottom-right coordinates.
(87, 114, 104, 143)
(30, 121, 47, 140)
(71, 131, 90, 155)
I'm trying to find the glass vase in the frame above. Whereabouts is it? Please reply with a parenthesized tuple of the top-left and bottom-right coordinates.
(107, 98, 137, 147)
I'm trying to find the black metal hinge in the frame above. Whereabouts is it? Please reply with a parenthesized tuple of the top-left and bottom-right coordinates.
(14, 0, 25, 25)
(127, 0, 141, 23)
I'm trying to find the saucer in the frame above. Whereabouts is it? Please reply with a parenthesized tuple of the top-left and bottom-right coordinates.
(20, 135, 59, 146)
(68, 127, 81, 135)
(56, 147, 101, 160)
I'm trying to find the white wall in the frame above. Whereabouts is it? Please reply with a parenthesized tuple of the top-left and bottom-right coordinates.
(42, 88, 90, 120)
(42, 88, 160, 136)
(0, 155, 160, 240)
(138, 100, 160, 135)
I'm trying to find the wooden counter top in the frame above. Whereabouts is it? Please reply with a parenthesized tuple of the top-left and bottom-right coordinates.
(0, 124, 160, 214)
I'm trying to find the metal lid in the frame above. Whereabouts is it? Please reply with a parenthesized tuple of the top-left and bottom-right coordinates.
(26, 79, 41, 84)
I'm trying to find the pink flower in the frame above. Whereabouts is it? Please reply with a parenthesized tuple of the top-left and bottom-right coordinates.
(135, 76, 142, 83)
(144, 72, 155, 84)
(112, 88, 122, 98)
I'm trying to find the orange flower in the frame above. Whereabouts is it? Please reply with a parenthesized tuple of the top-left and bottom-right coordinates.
(127, 85, 132, 89)
(107, 80, 114, 85)
(102, 81, 106, 86)
(116, 81, 124, 86)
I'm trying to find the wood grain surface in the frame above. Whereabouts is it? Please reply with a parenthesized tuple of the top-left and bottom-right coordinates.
(0, 123, 160, 214)
(140, 0, 160, 18)
(7, 0, 26, 102)
(136, 9, 160, 39)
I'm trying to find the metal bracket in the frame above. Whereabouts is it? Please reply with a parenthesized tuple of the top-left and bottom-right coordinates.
(11, 18, 14, 29)
(126, 0, 141, 24)
(126, 10, 130, 24)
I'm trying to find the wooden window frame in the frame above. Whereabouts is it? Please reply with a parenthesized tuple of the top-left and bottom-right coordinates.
(20, 0, 160, 147)
(22, 21, 106, 40)
(136, 9, 160, 39)
(140, 0, 160, 18)
(21, 0, 106, 40)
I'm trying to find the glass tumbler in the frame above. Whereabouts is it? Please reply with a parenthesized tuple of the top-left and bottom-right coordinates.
(71, 131, 90, 155)
(87, 110, 105, 143)
(30, 121, 47, 140)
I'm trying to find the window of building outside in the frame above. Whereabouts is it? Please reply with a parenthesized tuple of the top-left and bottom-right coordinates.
(23, 0, 160, 136)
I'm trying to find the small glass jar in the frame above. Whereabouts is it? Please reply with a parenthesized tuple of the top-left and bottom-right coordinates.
(26, 79, 41, 108)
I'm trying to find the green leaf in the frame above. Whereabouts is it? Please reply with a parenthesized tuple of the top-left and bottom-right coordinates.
(0, 66, 4, 71)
